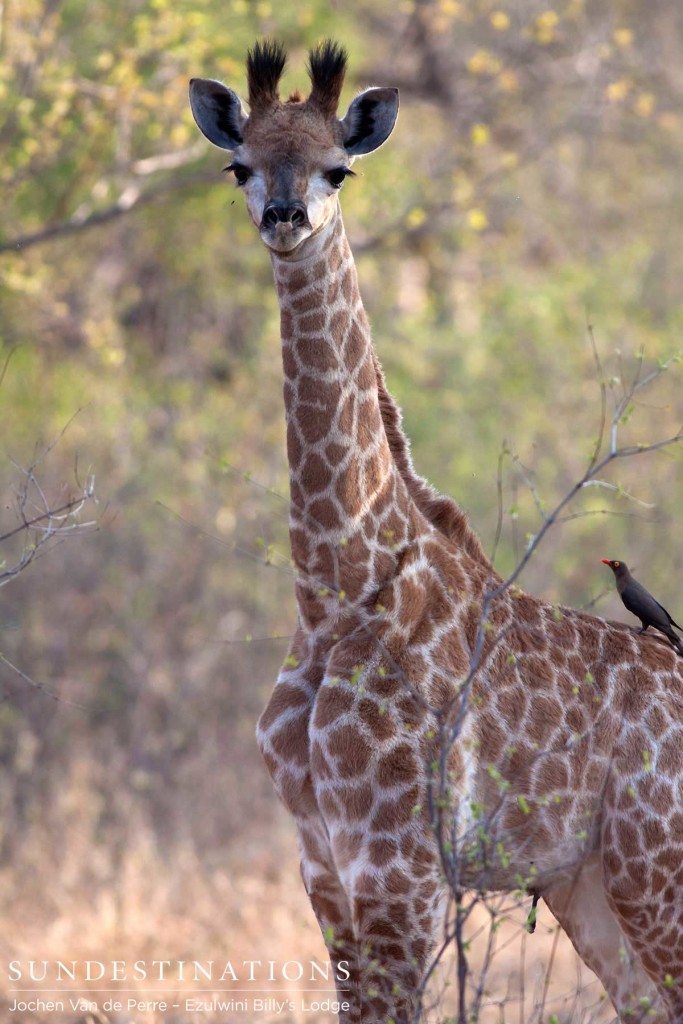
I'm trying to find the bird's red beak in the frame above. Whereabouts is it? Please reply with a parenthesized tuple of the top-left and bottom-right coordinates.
(601, 559, 611, 565)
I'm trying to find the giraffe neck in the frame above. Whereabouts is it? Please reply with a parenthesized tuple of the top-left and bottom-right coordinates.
(271, 209, 417, 620)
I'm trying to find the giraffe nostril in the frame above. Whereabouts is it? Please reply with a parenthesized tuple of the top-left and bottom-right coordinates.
(262, 205, 280, 228)
(290, 206, 306, 227)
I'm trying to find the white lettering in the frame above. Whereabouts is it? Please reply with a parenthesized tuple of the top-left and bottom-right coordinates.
(84, 961, 105, 981)
(83, 958, 104, 983)
(8, 999, 65, 1013)
(111, 960, 126, 981)
(301, 998, 350, 1014)
(127, 998, 168, 1012)
(56, 961, 77, 981)
(192, 960, 213, 981)
(243, 960, 261, 981)
(310, 960, 331, 981)
(69, 999, 97, 1013)
(219, 961, 239, 981)
(151, 960, 171, 980)
(282, 960, 304, 981)
(253, 999, 293, 1013)
(337, 960, 351, 981)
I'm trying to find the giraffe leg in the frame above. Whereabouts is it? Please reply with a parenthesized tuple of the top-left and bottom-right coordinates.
(300, 822, 444, 1024)
(346, 862, 445, 1024)
(296, 816, 364, 1024)
(544, 854, 668, 1023)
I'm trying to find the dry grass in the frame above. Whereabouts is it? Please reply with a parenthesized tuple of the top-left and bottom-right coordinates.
(1, 807, 614, 1024)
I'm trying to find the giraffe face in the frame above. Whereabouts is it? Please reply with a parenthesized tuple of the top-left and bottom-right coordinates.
(228, 107, 353, 253)
(189, 41, 399, 255)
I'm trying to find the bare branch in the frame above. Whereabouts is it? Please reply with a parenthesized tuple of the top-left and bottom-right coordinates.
(586, 319, 608, 472)
(0, 466, 96, 589)
(131, 143, 207, 176)
(0, 169, 219, 255)
(0, 345, 20, 390)
(580, 478, 656, 508)
(490, 441, 509, 564)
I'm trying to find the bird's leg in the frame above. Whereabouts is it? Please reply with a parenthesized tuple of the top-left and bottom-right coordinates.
(637, 625, 649, 634)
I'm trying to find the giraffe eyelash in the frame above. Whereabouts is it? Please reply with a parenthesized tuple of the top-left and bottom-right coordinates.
(326, 167, 356, 189)
(223, 162, 252, 186)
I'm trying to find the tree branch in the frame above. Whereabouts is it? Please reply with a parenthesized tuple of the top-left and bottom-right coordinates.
(0, 169, 219, 255)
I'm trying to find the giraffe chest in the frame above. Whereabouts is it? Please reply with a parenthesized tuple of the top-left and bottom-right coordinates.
(261, 545, 476, 794)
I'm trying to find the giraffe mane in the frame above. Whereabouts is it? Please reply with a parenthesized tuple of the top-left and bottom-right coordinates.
(307, 40, 348, 117)
(373, 354, 492, 568)
(246, 39, 287, 111)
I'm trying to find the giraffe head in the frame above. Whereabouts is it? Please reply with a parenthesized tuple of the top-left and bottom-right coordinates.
(189, 40, 399, 254)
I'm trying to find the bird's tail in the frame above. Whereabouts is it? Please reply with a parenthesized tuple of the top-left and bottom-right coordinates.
(659, 624, 683, 655)
(668, 631, 683, 656)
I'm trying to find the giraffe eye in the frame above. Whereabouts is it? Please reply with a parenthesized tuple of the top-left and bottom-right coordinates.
(326, 167, 354, 189)
(224, 162, 252, 186)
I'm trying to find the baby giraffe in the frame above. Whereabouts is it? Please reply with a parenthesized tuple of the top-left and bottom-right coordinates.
(190, 40, 683, 1024)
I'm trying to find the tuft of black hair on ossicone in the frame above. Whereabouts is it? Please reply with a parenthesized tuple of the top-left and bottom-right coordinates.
(247, 39, 287, 110)
(307, 40, 348, 116)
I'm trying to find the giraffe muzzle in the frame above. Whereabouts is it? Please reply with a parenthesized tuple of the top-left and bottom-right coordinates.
(260, 203, 313, 253)
(261, 201, 309, 230)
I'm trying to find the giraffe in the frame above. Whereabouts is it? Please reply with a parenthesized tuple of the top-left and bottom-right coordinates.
(190, 41, 683, 1024)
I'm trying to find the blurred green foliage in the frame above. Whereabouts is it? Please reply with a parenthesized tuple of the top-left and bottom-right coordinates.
(0, 0, 682, 931)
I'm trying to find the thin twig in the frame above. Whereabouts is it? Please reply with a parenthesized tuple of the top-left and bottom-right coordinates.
(490, 441, 509, 564)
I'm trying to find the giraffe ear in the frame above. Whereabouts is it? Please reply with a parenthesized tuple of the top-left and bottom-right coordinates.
(340, 87, 399, 156)
(189, 78, 248, 151)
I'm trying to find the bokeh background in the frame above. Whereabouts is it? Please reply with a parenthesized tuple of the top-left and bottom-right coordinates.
(1, 0, 682, 1021)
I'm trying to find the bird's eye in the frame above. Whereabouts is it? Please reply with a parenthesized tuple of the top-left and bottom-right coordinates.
(326, 167, 354, 189)
(224, 162, 252, 186)
(614, 561, 620, 567)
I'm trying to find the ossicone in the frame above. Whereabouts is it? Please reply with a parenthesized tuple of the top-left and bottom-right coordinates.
(247, 39, 287, 111)
(307, 40, 348, 117)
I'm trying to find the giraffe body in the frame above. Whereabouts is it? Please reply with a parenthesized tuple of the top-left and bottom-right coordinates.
(190, 41, 683, 1024)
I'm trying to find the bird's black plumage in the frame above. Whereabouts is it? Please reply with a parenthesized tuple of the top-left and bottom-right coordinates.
(602, 559, 683, 656)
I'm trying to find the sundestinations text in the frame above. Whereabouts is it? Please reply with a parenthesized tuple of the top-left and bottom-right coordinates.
(7, 959, 350, 983)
